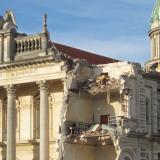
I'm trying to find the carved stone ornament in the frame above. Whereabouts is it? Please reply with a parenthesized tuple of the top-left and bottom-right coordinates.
(0, 10, 17, 31)
(36, 80, 48, 92)
(4, 84, 16, 95)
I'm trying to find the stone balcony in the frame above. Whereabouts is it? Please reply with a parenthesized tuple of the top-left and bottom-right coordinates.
(14, 33, 48, 60)
(64, 117, 125, 146)
(15, 35, 42, 53)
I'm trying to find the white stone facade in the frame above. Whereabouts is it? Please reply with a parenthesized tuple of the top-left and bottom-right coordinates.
(0, 4, 159, 160)
(60, 61, 160, 160)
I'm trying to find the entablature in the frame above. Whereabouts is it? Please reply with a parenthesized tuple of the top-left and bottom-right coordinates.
(0, 55, 66, 86)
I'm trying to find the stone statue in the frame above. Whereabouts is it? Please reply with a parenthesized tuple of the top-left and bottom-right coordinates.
(0, 16, 4, 29)
(0, 10, 17, 31)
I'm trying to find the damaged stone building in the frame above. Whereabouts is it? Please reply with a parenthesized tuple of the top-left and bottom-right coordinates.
(0, 1, 160, 160)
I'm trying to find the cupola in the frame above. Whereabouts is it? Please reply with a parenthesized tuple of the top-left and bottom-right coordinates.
(145, 0, 160, 72)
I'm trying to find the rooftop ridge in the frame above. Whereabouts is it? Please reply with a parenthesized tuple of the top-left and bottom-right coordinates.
(54, 42, 119, 65)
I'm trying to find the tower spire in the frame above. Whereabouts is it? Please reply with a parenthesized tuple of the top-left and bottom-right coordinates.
(43, 13, 47, 33)
(151, 0, 160, 29)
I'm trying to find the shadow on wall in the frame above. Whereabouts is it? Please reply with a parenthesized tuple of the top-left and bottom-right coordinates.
(33, 144, 39, 160)
(2, 145, 6, 160)
(93, 93, 117, 124)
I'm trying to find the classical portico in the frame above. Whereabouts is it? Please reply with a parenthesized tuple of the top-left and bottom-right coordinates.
(0, 58, 66, 160)
(0, 10, 67, 160)
(2, 80, 55, 160)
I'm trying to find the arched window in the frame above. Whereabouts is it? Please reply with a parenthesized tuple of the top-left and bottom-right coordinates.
(120, 148, 136, 160)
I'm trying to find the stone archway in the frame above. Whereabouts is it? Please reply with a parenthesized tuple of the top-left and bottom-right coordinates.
(118, 147, 137, 160)
(123, 155, 132, 160)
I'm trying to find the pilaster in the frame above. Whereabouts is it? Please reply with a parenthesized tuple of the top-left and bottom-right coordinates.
(3, 30, 15, 62)
(0, 33, 4, 63)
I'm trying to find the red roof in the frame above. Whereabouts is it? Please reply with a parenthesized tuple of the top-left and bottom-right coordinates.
(54, 42, 118, 64)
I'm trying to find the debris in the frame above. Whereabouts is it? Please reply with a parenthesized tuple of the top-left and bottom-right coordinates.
(80, 73, 120, 96)
(89, 124, 101, 132)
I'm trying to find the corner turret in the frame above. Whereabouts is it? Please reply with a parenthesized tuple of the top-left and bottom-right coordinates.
(145, 0, 160, 72)
(151, 0, 160, 29)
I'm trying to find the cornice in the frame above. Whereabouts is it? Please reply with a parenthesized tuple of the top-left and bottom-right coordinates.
(0, 55, 62, 70)
(149, 26, 160, 36)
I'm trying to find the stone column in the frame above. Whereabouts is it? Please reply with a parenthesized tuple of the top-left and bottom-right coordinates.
(151, 36, 153, 59)
(153, 34, 156, 59)
(38, 81, 49, 160)
(157, 33, 159, 58)
(6, 85, 16, 160)
(158, 33, 160, 58)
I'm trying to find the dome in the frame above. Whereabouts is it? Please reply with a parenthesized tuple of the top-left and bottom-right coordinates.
(151, 0, 160, 29)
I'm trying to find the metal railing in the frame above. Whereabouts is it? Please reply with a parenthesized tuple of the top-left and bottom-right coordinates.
(108, 116, 122, 127)
(67, 116, 123, 136)
(67, 122, 90, 136)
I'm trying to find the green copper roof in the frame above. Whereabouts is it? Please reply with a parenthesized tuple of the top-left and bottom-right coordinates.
(151, 0, 160, 26)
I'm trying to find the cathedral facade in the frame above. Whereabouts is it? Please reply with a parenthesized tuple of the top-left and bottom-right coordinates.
(0, 1, 160, 160)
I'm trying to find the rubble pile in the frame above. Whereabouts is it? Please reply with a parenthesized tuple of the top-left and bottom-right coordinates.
(79, 124, 115, 138)
(80, 73, 119, 95)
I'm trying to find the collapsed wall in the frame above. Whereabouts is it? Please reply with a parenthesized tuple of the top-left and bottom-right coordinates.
(58, 61, 146, 160)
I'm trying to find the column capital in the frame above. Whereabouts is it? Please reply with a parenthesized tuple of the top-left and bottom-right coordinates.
(4, 84, 16, 95)
(36, 80, 48, 91)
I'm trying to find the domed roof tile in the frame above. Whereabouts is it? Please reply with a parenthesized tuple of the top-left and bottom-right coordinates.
(151, 0, 160, 29)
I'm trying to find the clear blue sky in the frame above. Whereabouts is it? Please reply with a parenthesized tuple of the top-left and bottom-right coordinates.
(0, 0, 156, 64)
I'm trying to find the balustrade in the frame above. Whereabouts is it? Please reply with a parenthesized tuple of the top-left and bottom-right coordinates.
(15, 35, 42, 53)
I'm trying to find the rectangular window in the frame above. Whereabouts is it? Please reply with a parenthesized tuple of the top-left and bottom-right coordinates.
(146, 99, 149, 124)
(100, 115, 109, 124)
(158, 152, 160, 160)
(157, 101, 160, 133)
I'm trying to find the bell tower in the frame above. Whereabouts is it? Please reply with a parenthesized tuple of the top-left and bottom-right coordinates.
(145, 0, 160, 72)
